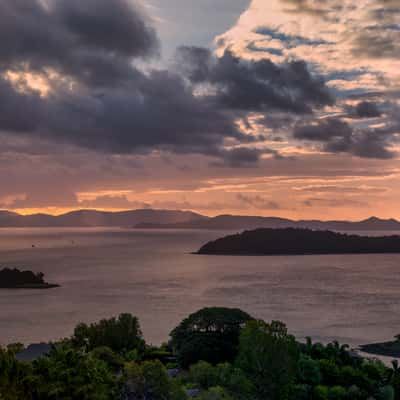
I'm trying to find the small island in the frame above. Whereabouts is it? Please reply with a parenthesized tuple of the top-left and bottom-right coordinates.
(0, 268, 59, 289)
(196, 228, 400, 256)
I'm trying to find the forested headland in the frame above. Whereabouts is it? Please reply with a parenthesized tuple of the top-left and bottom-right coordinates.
(197, 228, 400, 256)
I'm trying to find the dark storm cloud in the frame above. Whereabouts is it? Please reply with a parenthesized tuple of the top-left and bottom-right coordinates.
(0, 77, 42, 132)
(42, 71, 243, 154)
(0, 0, 159, 86)
(177, 46, 334, 114)
(0, 0, 249, 157)
(350, 101, 383, 118)
(0, 0, 337, 162)
(293, 118, 396, 159)
(212, 147, 263, 168)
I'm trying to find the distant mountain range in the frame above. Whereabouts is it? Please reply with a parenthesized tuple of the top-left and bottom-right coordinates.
(136, 215, 400, 231)
(0, 209, 399, 231)
(0, 209, 205, 227)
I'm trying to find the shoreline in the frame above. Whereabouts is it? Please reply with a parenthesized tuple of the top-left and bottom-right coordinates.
(358, 342, 400, 359)
(0, 283, 60, 289)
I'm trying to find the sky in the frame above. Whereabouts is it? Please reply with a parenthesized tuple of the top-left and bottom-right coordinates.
(0, 0, 399, 220)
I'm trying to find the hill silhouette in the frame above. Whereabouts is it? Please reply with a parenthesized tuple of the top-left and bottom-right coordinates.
(136, 215, 400, 231)
(0, 209, 205, 227)
(197, 228, 400, 256)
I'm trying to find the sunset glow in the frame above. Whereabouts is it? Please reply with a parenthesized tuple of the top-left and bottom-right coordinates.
(0, 0, 399, 220)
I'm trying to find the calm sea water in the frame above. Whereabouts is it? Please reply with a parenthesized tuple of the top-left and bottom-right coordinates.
(1, 228, 400, 349)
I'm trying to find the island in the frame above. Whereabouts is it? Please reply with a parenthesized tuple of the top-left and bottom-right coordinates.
(0, 268, 59, 289)
(360, 337, 400, 358)
(196, 228, 400, 255)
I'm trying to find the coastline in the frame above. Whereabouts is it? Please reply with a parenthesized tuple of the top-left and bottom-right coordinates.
(359, 342, 400, 359)
(0, 283, 60, 289)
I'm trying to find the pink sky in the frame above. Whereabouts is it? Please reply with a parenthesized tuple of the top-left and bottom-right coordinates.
(0, 0, 399, 220)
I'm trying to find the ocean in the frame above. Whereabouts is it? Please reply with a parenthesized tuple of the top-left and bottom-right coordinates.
(1, 227, 400, 349)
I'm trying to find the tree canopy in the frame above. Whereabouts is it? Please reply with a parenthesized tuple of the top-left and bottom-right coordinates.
(1, 309, 399, 400)
(169, 307, 252, 367)
(72, 313, 145, 355)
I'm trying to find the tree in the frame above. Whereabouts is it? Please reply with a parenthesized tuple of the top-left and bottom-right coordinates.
(0, 347, 32, 400)
(297, 354, 322, 385)
(142, 360, 172, 400)
(236, 320, 299, 400)
(170, 308, 252, 368)
(313, 385, 329, 400)
(72, 313, 145, 354)
(328, 385, 346, 400)
(389, 360, 400, 400)
(124, 360, 186, 400)
(30, 345, 119, 399)
(189, 361, 219, 389)
(199, 387, 233, 400)
(90, 346, 124, 371)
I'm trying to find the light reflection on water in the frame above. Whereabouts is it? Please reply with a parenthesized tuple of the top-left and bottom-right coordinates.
(0, 227, 399, 349)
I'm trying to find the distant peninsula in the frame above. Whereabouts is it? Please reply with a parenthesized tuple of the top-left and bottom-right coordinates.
(360, 338, 400, 358)
(0, 268, 59, 289)
(196, 228, 400, 256)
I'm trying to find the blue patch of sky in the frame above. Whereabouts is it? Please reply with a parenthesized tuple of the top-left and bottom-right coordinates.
(247, 42, 284, 56)
(254, 26, 333, 49)
(365, 24, 400, 31)
(147, 0, 251, 62)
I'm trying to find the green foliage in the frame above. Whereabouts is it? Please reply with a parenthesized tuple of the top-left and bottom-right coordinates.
(313, 385, 329, 400)
(298, 354, 322, 385)
(30, 345, 119, 399)
(144, 346, 174, 363)
(186, 361, 254, 399)
(189, 361, 219, 389)
(327, 385, 346, 400)
(170, 307, 252, 368)
(199, 386, 233, 400)
(90, 346, 124, 370)
(142, 360, 172, 400)
(72, 313, 145, 354)
(124, 360, 186, 400)
(236, 320, 299, 400)
(0, 309, 397, 400)
(0, 346, 32, 399)
(293, 384, 312, 400)
(319, 359, 340, 385)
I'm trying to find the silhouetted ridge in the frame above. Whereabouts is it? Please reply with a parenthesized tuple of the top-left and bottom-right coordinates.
(197, 228, 400, 255)
(136, 215, 400, 231)
(0, 209, 205, 227)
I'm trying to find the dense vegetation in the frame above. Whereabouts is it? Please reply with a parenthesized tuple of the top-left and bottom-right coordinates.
(1, 307, 399, 400)
(0, 268, 58, 289)
(197, 228, 400, 255)
(170, 307, 252, 368)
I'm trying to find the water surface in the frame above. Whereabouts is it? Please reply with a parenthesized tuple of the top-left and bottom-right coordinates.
(0, 228, 399, 348)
